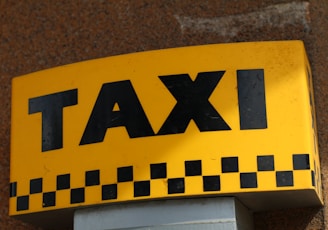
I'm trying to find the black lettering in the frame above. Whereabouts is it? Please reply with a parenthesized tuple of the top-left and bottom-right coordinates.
(157, 71, 231, 135)
(237, 69, 267, 129)
(29, 89, 78, 152)
(80, 80, 154, 145)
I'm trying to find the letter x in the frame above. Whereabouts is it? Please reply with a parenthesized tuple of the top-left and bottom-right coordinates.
(158, 71, 231, 135)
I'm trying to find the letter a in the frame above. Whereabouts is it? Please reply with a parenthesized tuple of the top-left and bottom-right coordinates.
(80, 80, 154, 145)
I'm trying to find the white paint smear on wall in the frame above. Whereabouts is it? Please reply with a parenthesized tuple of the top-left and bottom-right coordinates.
(175, 2, 310, 37)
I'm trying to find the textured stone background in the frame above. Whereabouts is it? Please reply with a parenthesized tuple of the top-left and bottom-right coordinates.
(1, 0, 327, 229)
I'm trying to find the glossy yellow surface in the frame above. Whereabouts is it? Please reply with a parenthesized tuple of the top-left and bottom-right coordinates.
(10, 41, 322, 216)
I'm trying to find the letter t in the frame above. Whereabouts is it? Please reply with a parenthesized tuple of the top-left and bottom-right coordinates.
(29, 89, 78, 152)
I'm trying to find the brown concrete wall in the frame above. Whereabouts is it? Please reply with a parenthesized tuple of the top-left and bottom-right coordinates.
(1, 0, 327, 229)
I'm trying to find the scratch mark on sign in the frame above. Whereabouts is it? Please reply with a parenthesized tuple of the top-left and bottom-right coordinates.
(175, 2, 310, 37)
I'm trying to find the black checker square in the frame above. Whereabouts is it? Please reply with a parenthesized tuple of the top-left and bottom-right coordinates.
(10, 182, 17, 197)
(203, 176, 220, 191)
(30, 178, 42, 194)
(168, 178, 185, 194)
(311, 170, 315, 187)
(85, 170, 100, 186)
(118, 166, 133, 182)
(17, 195, 29, 211)
(134, 181, 150, 197)
(240, 173, 258, 188)
(276, 171, 294, 187)
(257, 155, 274, 171)
(185, 160, 202, 176)
(57, 174, 70, 190)
(221, 157, 239, 173)
(150, 163, 167, 179)
(102, 184, 117, 200)
(43, 192, 56, 207)
(70, 188, 85, 204)
(293, 154, 310, 170)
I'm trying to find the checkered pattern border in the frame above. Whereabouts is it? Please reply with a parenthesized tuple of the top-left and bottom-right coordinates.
(10, 153, 316, 212)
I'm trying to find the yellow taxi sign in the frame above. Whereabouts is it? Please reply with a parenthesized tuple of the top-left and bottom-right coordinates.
(10, 41, 322, 225)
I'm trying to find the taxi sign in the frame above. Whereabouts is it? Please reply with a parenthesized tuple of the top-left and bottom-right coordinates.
(10, 41, 322, 226)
